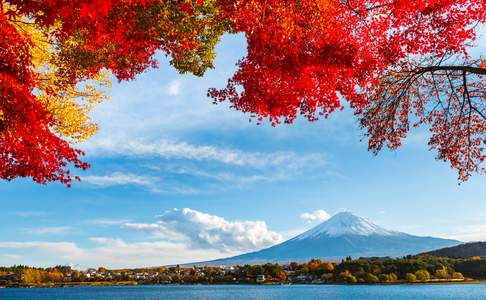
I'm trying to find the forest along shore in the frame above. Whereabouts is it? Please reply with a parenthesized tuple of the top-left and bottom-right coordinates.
(1, 256, 485, 287)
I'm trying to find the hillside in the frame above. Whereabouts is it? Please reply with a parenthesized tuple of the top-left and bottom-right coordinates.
(421, 242, 486, 258)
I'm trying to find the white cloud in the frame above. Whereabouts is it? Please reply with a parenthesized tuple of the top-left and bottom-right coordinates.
(0, 242, 84, 259)
(123, 208, 283, 252)
(0, 239, 226, 269)
(84, 138, 327, 170)
(80, 171, 200, 194)
(165, 79, 182, 96)
(164, 166, 287, 187)
(26, 226, 73, 235)
(79, 138, 329, 193)
(300, 209, 331, 223)
(81, 172, 158, 190)
(88, 219, 131, 226)
(86, 238, 226, 267)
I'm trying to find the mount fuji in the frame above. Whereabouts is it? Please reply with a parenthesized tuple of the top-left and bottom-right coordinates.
(196, 212, 461, 265)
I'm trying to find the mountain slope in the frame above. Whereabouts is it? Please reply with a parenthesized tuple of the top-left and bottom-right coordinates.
(420, 242, 486, 258)
(195, 212, 461, 266)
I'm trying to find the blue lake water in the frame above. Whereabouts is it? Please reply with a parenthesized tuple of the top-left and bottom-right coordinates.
(1, 284, 486, 300)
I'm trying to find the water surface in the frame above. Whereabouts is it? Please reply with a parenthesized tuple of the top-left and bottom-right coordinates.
(1, 284, 486, 299)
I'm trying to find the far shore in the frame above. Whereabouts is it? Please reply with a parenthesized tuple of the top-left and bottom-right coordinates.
(3, 280, 486, 289)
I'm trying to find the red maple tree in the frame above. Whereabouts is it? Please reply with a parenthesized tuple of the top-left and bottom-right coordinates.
(1, 0, 485, 184)
(0, 13, 88, 185)
(1, 0, 223, 184)
(210, 0, 485, 180)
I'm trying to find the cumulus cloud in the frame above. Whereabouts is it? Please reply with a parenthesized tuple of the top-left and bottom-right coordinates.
(300, 209, 331, 223)
(123, 208, 283, 252)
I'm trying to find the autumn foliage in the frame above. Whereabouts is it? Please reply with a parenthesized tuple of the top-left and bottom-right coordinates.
(1, 0, 227, 185)
(1, 0, 485, 184)
(0, 12, 88, 185)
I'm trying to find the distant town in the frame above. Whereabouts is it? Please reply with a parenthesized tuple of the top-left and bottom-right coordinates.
(1, 255, 485, 288)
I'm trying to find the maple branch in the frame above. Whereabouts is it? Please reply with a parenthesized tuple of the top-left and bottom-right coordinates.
(417, 66, 486, 75)
(462, 71, 472, 169)
(411, 64, 486, 121)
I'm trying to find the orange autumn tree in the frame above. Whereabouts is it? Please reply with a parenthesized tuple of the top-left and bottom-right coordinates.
(0, 0, 485, 185)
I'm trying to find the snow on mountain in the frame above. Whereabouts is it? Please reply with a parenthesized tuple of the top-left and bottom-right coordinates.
(190, 212, 461, 266)
(295, 212, 397, 239)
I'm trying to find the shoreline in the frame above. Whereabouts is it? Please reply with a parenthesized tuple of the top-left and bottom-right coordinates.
(3, 280, 486, 288)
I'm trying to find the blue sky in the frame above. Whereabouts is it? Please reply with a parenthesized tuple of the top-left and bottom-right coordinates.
(1, 29, 485, 269)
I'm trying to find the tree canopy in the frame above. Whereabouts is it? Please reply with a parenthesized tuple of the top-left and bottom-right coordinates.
(1, 0, 485, 184)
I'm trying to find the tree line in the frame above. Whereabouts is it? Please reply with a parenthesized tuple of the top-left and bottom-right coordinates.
(1, 255, 484, 287)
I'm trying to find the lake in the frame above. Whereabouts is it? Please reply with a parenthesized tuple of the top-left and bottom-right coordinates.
(1, 284, 486, 299)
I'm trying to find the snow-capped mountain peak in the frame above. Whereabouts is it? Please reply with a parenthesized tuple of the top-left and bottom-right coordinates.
(192, 211, 461, 266)
(295, 212, 396, 239)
